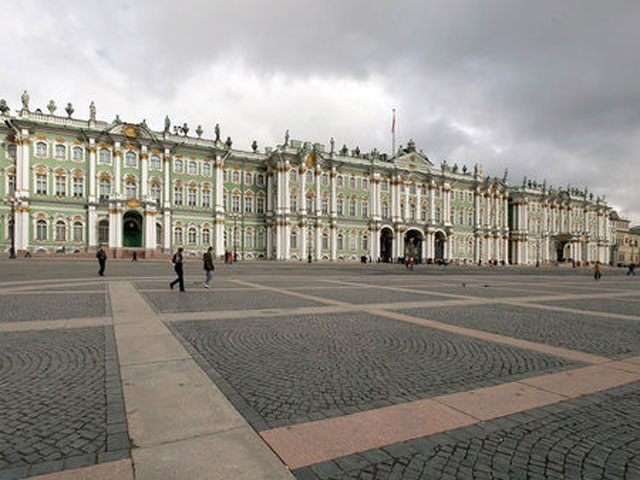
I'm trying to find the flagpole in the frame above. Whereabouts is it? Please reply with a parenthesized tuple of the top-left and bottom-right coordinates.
(391, 108, 396, 156)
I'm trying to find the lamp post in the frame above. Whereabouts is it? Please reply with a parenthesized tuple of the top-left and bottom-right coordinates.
(9, 202, 16, 259)
(233, 214, 238, 263)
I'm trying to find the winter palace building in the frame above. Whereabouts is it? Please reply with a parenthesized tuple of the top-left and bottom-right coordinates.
(0, 93, 614, 264)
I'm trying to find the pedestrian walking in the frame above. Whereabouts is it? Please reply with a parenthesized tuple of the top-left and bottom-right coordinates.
(132, 251, 138, 262)
(594, 261, 602, 281)
(169, 247, 186, 291)
(96, 247, 107, 276)
(203, 247, 214, 288)
(627, 263, 636, 276)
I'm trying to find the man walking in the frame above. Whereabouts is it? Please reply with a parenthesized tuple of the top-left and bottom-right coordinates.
(170, 247, 186, 291)
(594, 261, 602, 281)
(96, 247, 107, 276)
(627, 263, 636, 276)
(203, 247, 214, 288)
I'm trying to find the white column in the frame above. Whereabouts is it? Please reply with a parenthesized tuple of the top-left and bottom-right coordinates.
(330, 226, 337, 260)
(474, 235, 480, 263)
(371, 227, 379, 259)
(330, 167, 337, 215)
(315, 225, 322, 259)
(429, 185, 435, 223)
(301, 223, 308, 260)
(88, 139, 97, 201)
(144, 210, 156, 249)
(267, 171, 274, 213)
(163, 150, 171, 208)
(214, 156, 225, 257)
(314, 168, 321, 215)
(88, 206, 97, 248)
(114, 142, 121, 195)
(299, 166, 306, 215)
(391, 177, 399, 221)
(164, 211, 171, 251)
(503, 237, 509, 264)
(444, 184, 451, 225)
(17, 129, 30, 196)
(426, 232, 434, 259)
(266, 224, 273, 259)
(474, 191, 481, 228)
(141, 145, 149, 198)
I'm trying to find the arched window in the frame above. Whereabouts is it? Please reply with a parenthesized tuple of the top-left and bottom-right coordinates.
(73, 222, 83, 242)
(349, 176, 356, 189)
(36, 142, 47, 157)
(349, 232, 356, 250)
(349, 199, 356, 216)
(174, 158, 184, 173)
(290, 230, 298, 249)
(55, 220, 66, 242)
(98, 220, 109, 244)
(290, 193, 298, 212)
(362, 178, 368, 190)
(410, 204, 416, 221)
(72, 146, 83, 161)
(245, 172, 253, 185)
(232, 170, 240, 184)
(362, 199, 369, 218)
(337, 197, 344, 216)
(99, 178, 111, 200)
(124, 151, 136, 167)
(8, 172, 16, 195)
(289, 169, 297, 182)
(202, 227, 211, 245)
(55, 144, 66, 159)
(305, 170, 313, 184)
(410, 183, 416, 195)
(36, 219, 48, 241)
(337, 234, 344, 251)
(256, 196, 265, 214)
(150, 182, 161, 202)
(245, 230, 253, 249)
(188, 161, 197, 175)
(73, 176, 84, 198)
(362, 234, 369, 252)
(321, 173, 329, 186)
(156, 223, 163, 246)
(381, 179, 389, 191)
(421, 203, 427, 221)
(306, 195, 313, 212)
(202, 162, 211, 176)
(7, 144, 17, 159)
(421, 185, 427, 195)
(468, 209, 474, 226)
(125, 180, 136, 199)
(321, 232, 329, 250)
(244, 194, 253, 213)
(150, 154, 161, 170)
(232, 193, 240, 213)
(257, 229, 265, 249)
(174, 226, 183, 244)
(458, 209, 465, 225)
(321, 198, 329, 215)
(337, 175, 344, 187)
(256, 174, 264, 186)
(188, 226, 197, 244)
(99, 148, 111, 164)
(435, 206, 441, 223)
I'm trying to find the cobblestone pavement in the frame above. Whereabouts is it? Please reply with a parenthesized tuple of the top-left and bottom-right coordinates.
(0, 259, 638, 479)
(293, 381, 640, 480)
(170, 312, 581, 430)
(0, 327, 128, 479)
(0, 294, 109, 323)
(397, 304, 640, 358)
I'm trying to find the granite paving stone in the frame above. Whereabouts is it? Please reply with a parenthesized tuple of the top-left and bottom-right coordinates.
(538, 297, 640, 318)
(301, 287, 452, 304)
(142, 289, 324, 313)
(0, 294, 108, 322)
(292, 381, 640, 480)
(170, 311, 581, 430)
(398, 303, 640, 358)
(0, 326, 129, 477)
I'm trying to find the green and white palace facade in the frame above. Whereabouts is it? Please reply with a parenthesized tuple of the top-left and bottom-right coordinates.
(0, 97, 614, 264)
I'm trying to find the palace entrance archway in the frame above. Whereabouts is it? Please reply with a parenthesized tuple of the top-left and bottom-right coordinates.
(555, 235, 570, 262)
(380, 227, 393, 262)
(123, 211, 143, 248)
(434, 231, 446, 260)
(404, 229, 423, 261)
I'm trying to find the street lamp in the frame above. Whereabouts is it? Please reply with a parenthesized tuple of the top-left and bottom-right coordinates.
(233, 214, 238, 263)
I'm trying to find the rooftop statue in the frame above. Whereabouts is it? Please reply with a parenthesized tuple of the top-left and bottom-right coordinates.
(225, 136, 233, 149)
(284, 129, 289, 147)
(47, 100, 57, 114)
(340, 144, 348, 155)
(21, 90, 29, 111)
(0, 99, 8, 115)
(65, 102, 74, 118)
(182, 123, 189, 136)
(89, 101, 96, 121)
(214, 123, 221, 142)
(502, 168, 508, 182)
(462, 165, 468, 174)
(251, 140, 258, 152)
(329, 137, 335, 154)
(164, 115, 171, 133)
(114, 114, 122, 124)
(196, 125, 203, 138)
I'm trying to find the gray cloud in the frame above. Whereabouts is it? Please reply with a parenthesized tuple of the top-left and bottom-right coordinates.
(1, 0, 638, 221)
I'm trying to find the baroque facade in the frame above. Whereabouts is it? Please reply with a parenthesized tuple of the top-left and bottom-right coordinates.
(0, 94, 614, 264)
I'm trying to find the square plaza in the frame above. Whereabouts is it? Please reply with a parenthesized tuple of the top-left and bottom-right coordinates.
(0, 259, 639, 479)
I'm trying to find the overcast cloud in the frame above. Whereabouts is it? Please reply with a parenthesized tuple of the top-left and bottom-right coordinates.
(1, 0, 638, 222)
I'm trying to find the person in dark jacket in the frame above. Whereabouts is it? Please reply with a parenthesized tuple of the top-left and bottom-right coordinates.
(203, 247, 214, 288)
(169, 247, 186, 291)
(96, 247, 107, 276)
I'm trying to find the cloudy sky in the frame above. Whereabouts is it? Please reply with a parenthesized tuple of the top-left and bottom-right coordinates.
(2, 0, 638, 222)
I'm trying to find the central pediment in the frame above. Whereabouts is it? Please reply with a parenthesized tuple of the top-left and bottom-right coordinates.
(394, 150, 434, 171)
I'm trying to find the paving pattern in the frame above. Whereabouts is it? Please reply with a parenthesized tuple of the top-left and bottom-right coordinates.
(0, 259, 639, 480)
(398, 303, 640, 358)
(293, 381, 640, 480)
(0, 326, 128, 478)
(0, 294, 109, 322)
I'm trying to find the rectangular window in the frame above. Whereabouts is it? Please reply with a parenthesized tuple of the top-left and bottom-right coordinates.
(174, 186, 183, 206)
(362, 201, 369, 218)
(36, 174, 47, 195)
(256, 197, 265, 214)
(55, 176, 66, 196)
(349, 234, 356, 250)
(349, 200, 356, 216)
(362, 178, 368, 190)
(349, 177, 356, 189)
(290, 232, 298, 249)
(321, 198, 328, 214)
(245, 196, 253, 213)
(290, 194, 297, 212)
(232, 195, 240, 213)
(188, 189, 197, 207)
(337, 198, 344, 216)
(202, 190, 211, 209)
(8, 175, 16, 195)
(306, 196, 313, 212)
(73, 177, 84, 198)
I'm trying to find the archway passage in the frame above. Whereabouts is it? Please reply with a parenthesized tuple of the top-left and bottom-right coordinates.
(404, 230, 423, 261)
(123, 211, 143, 247)
(380, 227, 393, 263)
(555, 236, 570, 262)
(434, 231, 446, 260)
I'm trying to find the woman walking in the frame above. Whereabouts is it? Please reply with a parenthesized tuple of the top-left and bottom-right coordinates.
(594, 261, 602, 281)
(203, 247, 215, 288)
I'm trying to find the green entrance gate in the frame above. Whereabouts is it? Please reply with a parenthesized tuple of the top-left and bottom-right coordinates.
(123, 211, 143, 247)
